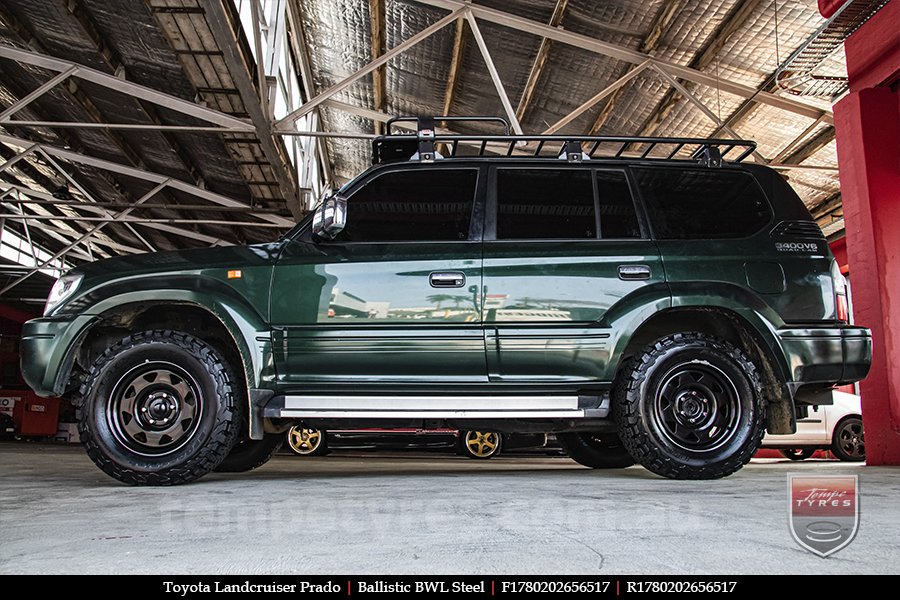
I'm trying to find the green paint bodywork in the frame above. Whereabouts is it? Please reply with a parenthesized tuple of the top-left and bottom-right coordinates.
(20, 160, 872, 430)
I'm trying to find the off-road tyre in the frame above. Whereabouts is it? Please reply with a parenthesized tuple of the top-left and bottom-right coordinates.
(615, 333, 766, 480)
(76, 330, 240, 485)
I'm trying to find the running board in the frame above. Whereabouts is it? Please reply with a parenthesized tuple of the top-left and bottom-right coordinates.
(264, 394, 608, 420)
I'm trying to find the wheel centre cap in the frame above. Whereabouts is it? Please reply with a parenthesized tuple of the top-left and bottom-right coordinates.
(675, 390, 709, 424)
(142, 391, 179, 425)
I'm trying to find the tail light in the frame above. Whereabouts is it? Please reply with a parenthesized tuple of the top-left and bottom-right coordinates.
(836, 292, 849, 323)
(831, 260, 849, 324)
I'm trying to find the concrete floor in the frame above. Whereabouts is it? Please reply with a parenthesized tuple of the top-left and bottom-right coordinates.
(1, 443, 898, 575)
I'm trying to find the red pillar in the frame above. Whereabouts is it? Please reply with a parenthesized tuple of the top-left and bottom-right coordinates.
(831, 0, 900, 464)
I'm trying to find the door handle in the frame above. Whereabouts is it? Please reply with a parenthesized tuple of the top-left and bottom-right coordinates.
(618, 265, 651, 280)
(429, 271, 466, 288)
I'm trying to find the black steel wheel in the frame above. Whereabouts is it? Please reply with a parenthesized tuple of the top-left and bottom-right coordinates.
(77, 330, 240, 485)
(615, 333, 765, 479)
(831, 417, 865, 462)
(557, 432, 635, 468)
(780, 448, 816, 461)
(106, 363, 202, 456)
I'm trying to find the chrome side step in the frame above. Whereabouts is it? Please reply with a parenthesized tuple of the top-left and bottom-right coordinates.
(265, 394, 607, 420)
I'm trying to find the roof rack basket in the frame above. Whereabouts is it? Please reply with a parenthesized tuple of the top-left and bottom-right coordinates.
(372, 116, 756, 167)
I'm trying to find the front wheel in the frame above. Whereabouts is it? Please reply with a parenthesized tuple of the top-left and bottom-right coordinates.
(557, 432, 635, 469)
(780, 448, 816, 461)
(615, 333, 766, 480)
(459, 431, 503, 459)
(831, 417, 865, 462)
(77, 330, 241, 485)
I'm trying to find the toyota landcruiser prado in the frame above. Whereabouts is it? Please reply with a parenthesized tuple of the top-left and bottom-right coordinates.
(21, 116, 871, 484)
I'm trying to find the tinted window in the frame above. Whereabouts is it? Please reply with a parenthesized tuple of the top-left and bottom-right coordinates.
(634, 168, 772, 239)
(340, 169, 477, 242)
(596, 170, 641, 238)
(497, 169, 595, 239)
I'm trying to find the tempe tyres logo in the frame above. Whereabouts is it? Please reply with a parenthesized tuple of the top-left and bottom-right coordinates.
(788, 475, 859, 557)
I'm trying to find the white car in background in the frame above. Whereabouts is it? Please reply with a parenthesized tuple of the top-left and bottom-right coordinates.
(762, 391, 865, 461)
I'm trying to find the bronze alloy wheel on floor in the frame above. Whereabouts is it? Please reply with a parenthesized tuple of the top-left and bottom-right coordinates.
(287, 426, 328, 456)
(460, 431, 503, 459)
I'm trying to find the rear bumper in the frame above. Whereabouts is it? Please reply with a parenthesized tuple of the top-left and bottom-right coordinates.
(777, 325, 872, 387)
(20, 314, 96, 397)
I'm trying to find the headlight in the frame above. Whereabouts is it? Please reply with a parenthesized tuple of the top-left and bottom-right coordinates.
(44, 273, 83, 316)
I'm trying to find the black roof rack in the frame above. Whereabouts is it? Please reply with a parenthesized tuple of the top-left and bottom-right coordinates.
(372, 116, 756, 168)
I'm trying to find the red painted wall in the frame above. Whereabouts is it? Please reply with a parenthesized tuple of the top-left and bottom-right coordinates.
(833, 0, 900, 464)
(829, 237, 848, 274)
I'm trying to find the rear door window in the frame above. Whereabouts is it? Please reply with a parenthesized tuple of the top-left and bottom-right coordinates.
(496, 169, 596, 239)
(596, 170, 641, 239)
(495, 169, 641, 240)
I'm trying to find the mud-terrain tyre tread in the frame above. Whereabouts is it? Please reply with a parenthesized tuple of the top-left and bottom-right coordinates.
(75, 330, 240, 485)
(615, 332, 766, 480)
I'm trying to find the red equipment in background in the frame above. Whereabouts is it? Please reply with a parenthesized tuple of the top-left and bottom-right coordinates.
(9, 391, 60, 437)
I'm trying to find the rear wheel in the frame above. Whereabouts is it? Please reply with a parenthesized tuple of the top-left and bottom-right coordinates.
(286, 426, 328, 456)
(459, 431, 503, 459)
(616, 333, 766, 480)
(77, 330, 240, 485)
(214, 434, 283, 472)
(558, 432, 635, 468)
(780, 448, 816, 461)
(831, 417, 865, 462)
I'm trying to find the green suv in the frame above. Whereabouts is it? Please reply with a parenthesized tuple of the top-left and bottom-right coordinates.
(21, 118, 871, 484)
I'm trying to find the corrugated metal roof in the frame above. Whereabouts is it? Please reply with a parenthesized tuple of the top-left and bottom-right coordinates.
(0, 0, 880, 292)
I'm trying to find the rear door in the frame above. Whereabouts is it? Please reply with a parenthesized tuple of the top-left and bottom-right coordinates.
(481, 166, 664, 383)
(270, 165, 486, 387)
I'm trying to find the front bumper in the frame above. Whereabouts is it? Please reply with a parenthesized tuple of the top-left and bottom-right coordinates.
(778, 325, 872, 387)
(20, 314, 97, 397)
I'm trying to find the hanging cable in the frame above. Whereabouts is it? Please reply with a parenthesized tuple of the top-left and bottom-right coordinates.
(715, 52, 722, 123)
(773, 0, 781, 67)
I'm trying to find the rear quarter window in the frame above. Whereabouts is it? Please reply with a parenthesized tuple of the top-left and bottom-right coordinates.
(633, 167, 772, 239)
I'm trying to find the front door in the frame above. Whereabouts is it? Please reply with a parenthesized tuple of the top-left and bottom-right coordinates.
(270, 166, 486, 388)
(482, 166, 664, 383)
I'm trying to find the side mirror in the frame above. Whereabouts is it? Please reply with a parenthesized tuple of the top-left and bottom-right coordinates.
(311, 195, 347, 240)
